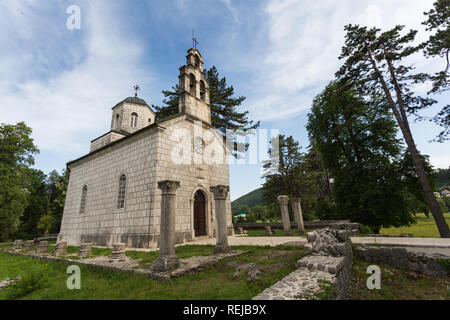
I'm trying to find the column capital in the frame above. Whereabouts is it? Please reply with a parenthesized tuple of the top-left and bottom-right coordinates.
(210, 185, 230, 200)
(291, 197, 301, 204)
(277, 195, 289, 205)
(158, 180, 181, 194)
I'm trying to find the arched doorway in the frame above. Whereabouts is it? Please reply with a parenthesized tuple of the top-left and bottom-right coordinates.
(194, 190, 207, 236)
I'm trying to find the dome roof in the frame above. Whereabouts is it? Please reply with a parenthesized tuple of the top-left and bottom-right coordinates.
(123, 96, 148, 106)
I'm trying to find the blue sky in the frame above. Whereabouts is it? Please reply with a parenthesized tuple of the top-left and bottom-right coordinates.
(1, 0, 449, 201)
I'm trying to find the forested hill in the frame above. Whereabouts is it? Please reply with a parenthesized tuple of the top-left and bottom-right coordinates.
(436, 168, 450, 189)
(231, 188, 263, 210)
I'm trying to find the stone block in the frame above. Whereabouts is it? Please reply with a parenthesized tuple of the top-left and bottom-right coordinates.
(54, 242, 67, 256)
(12, 239, 23, 250)
(36, 241, 49, 254)
(23, 240, 34, 251)
(111, 243, 126, 260)
(79, 243, 92, 258)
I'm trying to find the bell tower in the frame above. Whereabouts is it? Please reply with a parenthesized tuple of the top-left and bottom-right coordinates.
(178, 48, 211, 124)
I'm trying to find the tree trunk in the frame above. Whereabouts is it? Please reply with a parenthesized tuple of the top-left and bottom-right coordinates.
(371, 56, 450, 237)
(385, 57, 450, 238)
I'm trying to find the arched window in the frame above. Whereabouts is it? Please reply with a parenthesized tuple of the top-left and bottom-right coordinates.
(200, 81, 206, 100)
(130, 113, 138, 128)
(190, 73, 196, 95)
(117, 174, 127, 209)
(79, 185, 87, 214)
(194, 55, 200, 68)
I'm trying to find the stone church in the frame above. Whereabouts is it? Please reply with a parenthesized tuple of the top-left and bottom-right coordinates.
(58, 48, 233, 249)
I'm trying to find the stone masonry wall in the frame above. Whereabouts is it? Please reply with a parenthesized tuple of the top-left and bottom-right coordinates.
(59, 114, 233, 249)
(355, 245, 449, 276)
(59, 127, 159, 248)
(253, 227, 353, 300)
(149, 115, 233, 248)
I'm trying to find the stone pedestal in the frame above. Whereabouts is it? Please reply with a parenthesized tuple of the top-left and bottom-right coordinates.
(292, 198, 306, 234)
(36, 241, 48, 254)
(79, 243, 92, 258)
(210, 185, 231, 254)
(153, 180, 181, 272)
(54, 242, 67, 256)
(111, 243, 126, 261)
(265, 226, 273, 235)
(277, 195, 291, 235)
(12, 239, 23, 250)
(23, 240, 34, 251)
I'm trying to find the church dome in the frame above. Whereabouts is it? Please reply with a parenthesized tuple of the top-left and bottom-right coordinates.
(123, 96, 148, 106)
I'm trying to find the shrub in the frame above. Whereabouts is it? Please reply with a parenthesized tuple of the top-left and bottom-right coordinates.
(357, 223, 373, 235)
(4, 266, 49, 300)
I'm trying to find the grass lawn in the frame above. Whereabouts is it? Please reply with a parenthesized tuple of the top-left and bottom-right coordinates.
(0, 245, 304, 300)
(348, 258, 450, 300)
(246, 228, 314, 237)
(380, 213, 450, 238)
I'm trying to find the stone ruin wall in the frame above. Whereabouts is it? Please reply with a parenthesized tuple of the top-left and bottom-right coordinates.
(253, 222, 358, 300)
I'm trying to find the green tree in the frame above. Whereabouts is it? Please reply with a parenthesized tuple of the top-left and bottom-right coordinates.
(262, 135, 318, 220)
(336, 24, 450, 237)
(0, 122, 38, 241)
(46, 169, 69, 233)
(307, 83, 414, 233)
(422, 0, 450, 90)
(16, 169, 49, 239)
(422, 0, 450, 141)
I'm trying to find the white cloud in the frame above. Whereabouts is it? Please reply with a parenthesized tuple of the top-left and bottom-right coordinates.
(245, 0, 436, 121)
(0, 2, 151, 159)
(430, 155, 450, 169)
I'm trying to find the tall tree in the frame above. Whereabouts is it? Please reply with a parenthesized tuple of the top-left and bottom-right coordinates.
(422, 0, 450, 141)
(0, 122, 38, 241)
(262, 135, 318, 219)
(336, 24, 450, 237)
(17, 168, 49, 238)
(46, 169, 69, 233)
(307, 83, 414, 233)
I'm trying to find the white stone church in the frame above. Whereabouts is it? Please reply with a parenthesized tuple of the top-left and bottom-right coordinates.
(58, 48, 233, 249)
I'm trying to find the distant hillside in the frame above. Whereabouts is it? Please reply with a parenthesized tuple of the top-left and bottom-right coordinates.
(436, 168, 450, 189)
(231, 188, 263, 210)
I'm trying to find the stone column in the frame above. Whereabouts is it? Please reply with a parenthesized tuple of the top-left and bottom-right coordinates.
(36, 241, 49, 254)
(210, 185, 231, 254)
(23, 240, 34, 251)
(265, 226, 272, 235)
(54, 242, 67, 256)
(12, 239, 23, 250)
(79, 243, 92, 258)
(277, 195, 291, 235)
(153, 180, 181, 272)
(292, 198, 306, 234)
(110, 243, 126, 261)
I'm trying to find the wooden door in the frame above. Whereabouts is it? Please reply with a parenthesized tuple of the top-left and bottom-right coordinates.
(194, 191, 207, 236)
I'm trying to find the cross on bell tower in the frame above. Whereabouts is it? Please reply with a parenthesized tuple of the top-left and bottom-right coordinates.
(192, 30, 199, 49)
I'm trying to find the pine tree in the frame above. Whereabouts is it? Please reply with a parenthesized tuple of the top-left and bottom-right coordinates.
(422, 0, 450, 141)
(336, 24, 450, 237)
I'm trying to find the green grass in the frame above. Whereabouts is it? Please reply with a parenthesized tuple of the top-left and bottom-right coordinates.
(380, 213, 450, 238)
(348, 258, 450, 300)
(0, 245, 304, 300)
(246, 228, 314, 237)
